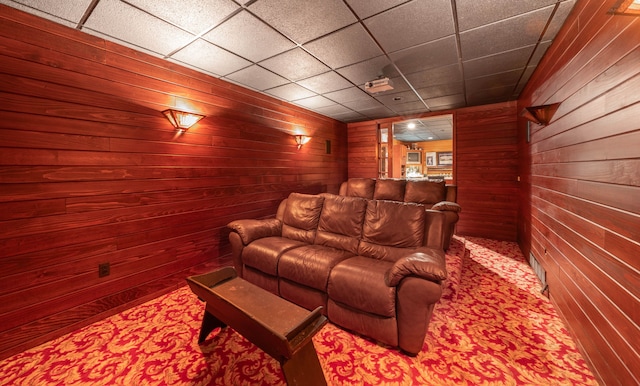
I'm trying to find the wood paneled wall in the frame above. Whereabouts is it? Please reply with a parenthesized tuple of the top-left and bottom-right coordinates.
(346, 121, 379, 178)
(455, 102, 519, 241)
(518, 0, 640, 384)
(0, 6, 347, 360)
(347, 102, 519, 242)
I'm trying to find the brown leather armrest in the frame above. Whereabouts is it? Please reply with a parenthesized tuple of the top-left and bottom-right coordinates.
(227, 218, 282, 245)
(385, 248, 447, 287)
(431, 201, 461, 213)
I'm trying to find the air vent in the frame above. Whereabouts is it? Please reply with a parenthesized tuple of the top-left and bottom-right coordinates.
(529, 252, 548, 295)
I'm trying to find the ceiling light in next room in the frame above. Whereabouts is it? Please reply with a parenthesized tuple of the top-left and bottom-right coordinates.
(408, 123, 416, 129)
(162, 109, 205, 133)
(610, 0, 640, 15)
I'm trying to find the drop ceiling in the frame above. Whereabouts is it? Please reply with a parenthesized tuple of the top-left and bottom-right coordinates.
(1, 0, 576, 123)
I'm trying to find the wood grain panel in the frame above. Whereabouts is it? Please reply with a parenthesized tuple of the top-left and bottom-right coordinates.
(0, 5, 346, 360)
(518, 0, 640, 383)
(455, 102, 519, 240)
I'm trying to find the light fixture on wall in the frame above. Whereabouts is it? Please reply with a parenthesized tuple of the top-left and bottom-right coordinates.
(294, 135, 311, 149)
(162, 109, 205, 132)
(520, 103, 560, 125)
(609, 0, 640, 15)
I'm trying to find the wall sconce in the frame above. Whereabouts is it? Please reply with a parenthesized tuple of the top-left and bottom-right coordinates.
(609, 0, 640, 15)
(162, 109, 205, 132)
(520, 103, 560, 125)
(294, 135, 311, 149)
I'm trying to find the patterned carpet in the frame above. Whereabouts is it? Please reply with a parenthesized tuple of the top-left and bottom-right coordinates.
(0, 237, 596, 385)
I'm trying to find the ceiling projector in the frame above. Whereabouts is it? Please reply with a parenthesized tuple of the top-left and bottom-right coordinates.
(364, 77, 394, 93)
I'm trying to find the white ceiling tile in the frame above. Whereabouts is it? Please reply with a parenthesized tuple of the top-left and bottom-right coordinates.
(248, 0, 356, 44)
(336, 55, 396, 86)
(365, 0, 455, 53)
(265, 83, 316, 101)
(83, 0, 195, 56)
(1, 0, 93, 25)
(294, 95, 335, 109)
(171, 39, 250, 77)
(203, 10, 295, 62)
(259, 48, 330, 81)
(345, 0, 410, 19)
(324, 87, 372, 104)
(126, 0, 239, 35)
(297, 71, 353, 94)
(456, 0, 557, 31)
(304, 24, 383, 69)
(389, 36, 459, 76)
(224, 65, 289, 91)
(463, 46, 534, 79)
(459, 6, 554, 60)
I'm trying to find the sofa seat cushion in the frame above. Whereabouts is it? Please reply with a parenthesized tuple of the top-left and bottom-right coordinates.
(328, 256, 396, 317)
(278, 245, 354, 291)
(242, 237, 306, 276)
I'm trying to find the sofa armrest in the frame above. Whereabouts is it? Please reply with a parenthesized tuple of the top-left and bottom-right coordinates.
(227, 218, 282, 245)
(385, 248, 447, 287)
(431, 201, 461, 213)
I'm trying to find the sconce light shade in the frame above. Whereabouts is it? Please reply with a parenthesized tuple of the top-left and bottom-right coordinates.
(162, 109, 205, 131)
(521, 103, 560, 125)
(609, 0, 640, 15)
(294, 135, 311, 149)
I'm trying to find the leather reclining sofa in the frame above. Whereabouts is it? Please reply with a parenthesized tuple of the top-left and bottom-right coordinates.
(339, 178, 461, 250)
(227, 192, 448, 355)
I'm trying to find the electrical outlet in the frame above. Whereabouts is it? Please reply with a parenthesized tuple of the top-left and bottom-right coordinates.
(98, 262, 110, 278)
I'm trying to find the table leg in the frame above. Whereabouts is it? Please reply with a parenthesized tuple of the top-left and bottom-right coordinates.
(198, 310, 226, 344)
(281, 341, 326, 386)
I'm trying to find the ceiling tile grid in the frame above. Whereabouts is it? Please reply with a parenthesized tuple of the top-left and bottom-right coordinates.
(0, 0, 577, 124)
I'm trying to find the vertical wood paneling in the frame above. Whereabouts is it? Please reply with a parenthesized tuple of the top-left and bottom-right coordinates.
(518, 0, 640, 383)
(455, 102, 519, 241)
(0, 5, 347, 360)
(346, 122, 378, 178)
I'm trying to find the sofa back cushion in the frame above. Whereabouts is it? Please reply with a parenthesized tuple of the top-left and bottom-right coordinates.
(281, 193, 325, 243)
(359, 200, 426, 261)
(404, 180, 446, 205)
(344, 178, 375, 199)
(373, 179, 405, 201)
(315, 194, 367, 254)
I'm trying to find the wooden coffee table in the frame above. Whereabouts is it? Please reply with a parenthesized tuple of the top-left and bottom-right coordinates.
(186, 267, 327, 386)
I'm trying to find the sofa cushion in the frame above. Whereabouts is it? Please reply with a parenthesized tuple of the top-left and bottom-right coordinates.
(373, 179, 405, 201)
(281, 193, 324, 243)
(361, 200, 425, 252)
(278, 245, 355, 291)
(242, 237, 306, 275)
(328, 256, 396, 317)
(315, 194, 367, 254)
(404, 180, 446, 205)
(344, 178, 375, 199)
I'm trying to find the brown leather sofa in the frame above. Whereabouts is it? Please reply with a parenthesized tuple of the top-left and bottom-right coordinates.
(227, 192, 447, 355)
(339, 178, 461, 249)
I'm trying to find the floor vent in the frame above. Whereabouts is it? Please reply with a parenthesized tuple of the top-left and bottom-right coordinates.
(529, 252, 548, 296)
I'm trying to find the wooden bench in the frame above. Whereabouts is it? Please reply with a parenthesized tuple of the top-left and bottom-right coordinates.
(186, 267, 327, 385)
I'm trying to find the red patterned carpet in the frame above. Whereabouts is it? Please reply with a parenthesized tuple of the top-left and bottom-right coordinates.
(0, 237, 596, 385)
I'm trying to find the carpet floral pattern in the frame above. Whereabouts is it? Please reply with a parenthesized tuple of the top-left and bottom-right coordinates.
(0, 237, 596, 385)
